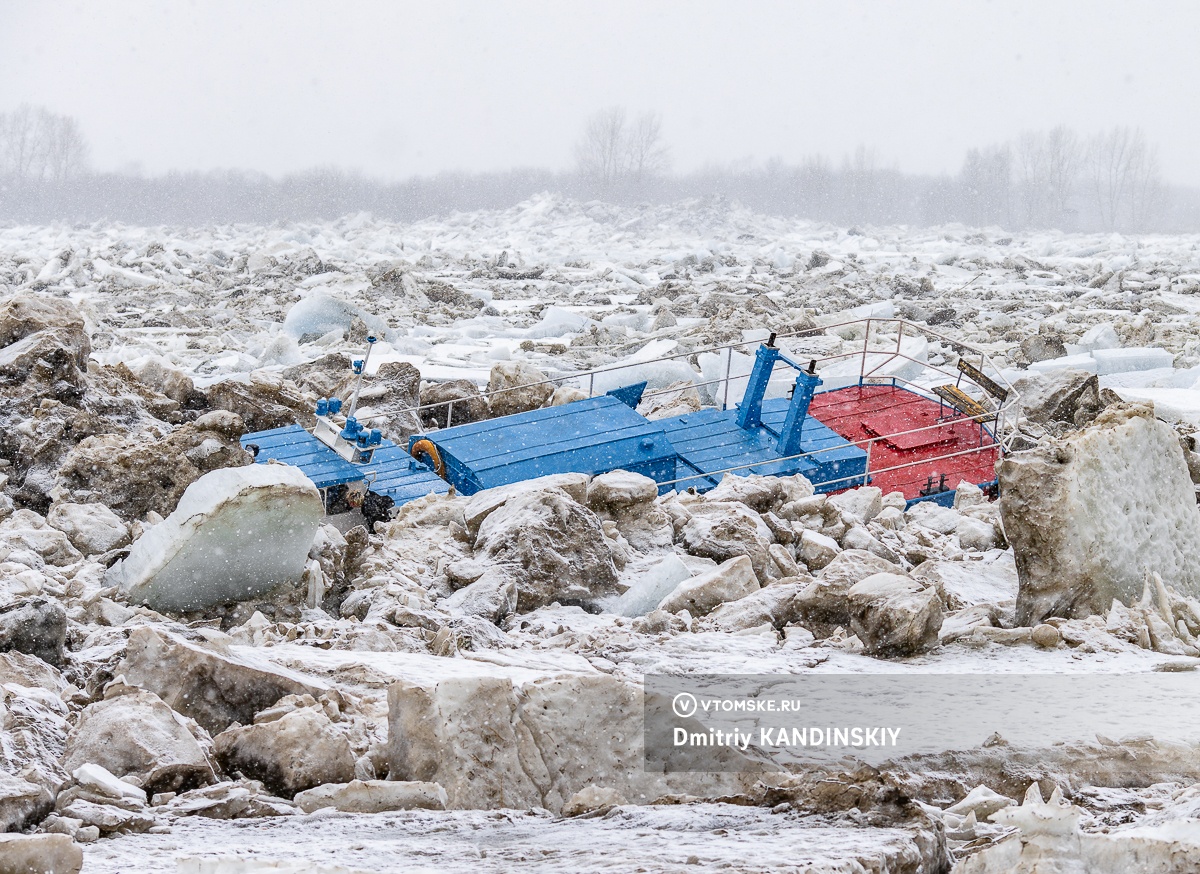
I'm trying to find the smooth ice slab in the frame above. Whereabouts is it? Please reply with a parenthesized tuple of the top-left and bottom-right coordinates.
(1092, 347, 1174, 375)
(1028, 353, 1098, 374)
(609, 554, 693, 616)
(109, 464, 324, 612)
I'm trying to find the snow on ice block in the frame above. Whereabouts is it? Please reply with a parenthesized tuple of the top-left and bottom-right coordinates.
(282, 291, 391, 342)
(71, 763, 146, 802)
(524, 305, 594, 339)
(1078, 322, 1121, 352)
(697, 348, 753, 406)
(247, 644, 748, 814)
(1028, 353, 1098, 375)
(109, 464, 323, 612)
(1113, 387, 1200, 427)
(1092, 346, 1174, 375)
(998, 404, 1200, 624)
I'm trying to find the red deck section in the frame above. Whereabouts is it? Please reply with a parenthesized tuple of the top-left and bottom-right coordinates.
(808, 384, 1000, 500)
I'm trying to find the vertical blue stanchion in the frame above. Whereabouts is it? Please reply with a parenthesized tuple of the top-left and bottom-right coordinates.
(776, 362, 822, 457)
(735, 344, 780, 431)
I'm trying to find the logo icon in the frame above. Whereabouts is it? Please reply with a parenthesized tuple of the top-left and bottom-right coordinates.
(672, 692, 698, 718)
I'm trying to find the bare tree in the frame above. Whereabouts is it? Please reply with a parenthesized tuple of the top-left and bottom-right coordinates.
(625, 111, 669, 183)
(840, 144, 877, 222)
(796, 153, 833, 217)
(1127, 143, 1166, 231)
(1015, 131, 1049, 227)
(575, 107, 628, 185)
(1087, 126, 1134, 230)
(43, 114, 89, 181)
(1043, 125, 1080, 223)
(575, 107, 668, 188)
(0, 105, 48, 178)
(959, 144, 1012, 227)
(0, 105, 89, 181)
(1087, 126, 1163, 231)
(1014, 127, 1079, 229)
(836, 145, 903, 224)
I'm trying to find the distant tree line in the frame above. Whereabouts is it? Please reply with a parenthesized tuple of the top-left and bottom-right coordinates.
(0, 104, 89, 183)
(574, 107, 670, 188)
(1, 103, 1196, 232)
(955, 125, 1168, 232)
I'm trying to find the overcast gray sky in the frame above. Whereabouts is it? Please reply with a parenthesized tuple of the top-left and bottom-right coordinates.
(3, 0, 1198, 184)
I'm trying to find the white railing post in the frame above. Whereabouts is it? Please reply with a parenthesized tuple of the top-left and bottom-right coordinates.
(859, 319, 870, 384)
(721, 347, 733, 411)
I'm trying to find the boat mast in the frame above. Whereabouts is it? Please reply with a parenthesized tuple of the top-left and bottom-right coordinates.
(345, 335, 377, 420)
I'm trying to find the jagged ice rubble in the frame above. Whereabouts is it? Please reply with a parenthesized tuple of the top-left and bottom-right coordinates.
(3, 195, 1200, 872)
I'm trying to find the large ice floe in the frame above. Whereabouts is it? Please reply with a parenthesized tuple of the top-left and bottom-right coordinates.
(107, 465, 324, 612)
(999, 401, 1200, 624)
(5, 197, 1200, 871)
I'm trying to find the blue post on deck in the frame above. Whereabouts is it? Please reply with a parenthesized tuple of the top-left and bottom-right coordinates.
(735, 343, 781, 431)
(776, 366, 822, 457)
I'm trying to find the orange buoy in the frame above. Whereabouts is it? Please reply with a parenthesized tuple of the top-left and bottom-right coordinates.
(409, 438, 446, 477)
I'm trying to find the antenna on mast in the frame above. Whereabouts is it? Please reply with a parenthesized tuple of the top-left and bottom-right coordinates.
(311, 334, 383, 463)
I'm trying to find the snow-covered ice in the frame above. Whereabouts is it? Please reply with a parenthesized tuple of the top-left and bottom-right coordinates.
(109, 465, 324, 611)
(6, 196, 1200, 871)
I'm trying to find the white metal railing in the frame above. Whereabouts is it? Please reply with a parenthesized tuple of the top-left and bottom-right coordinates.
(662, 444, 998, 492)
(353, 318, 1022, 465)
(660, 424, 1004, 492)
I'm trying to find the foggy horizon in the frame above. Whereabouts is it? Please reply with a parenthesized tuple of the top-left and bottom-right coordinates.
(4, 0, 1200, 186)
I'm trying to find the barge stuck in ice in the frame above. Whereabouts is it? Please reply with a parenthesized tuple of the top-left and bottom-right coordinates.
(241, 319, 1020, 522)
